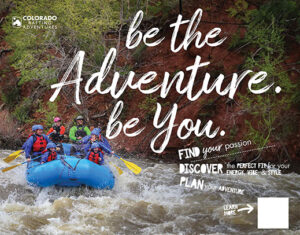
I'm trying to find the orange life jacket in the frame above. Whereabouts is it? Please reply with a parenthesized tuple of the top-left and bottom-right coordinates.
(32, 135, 47, 152)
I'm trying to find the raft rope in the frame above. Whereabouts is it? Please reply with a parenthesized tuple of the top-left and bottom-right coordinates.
(26, 154, 82, 172)
(73, 159, 81, 171)
(60, 155, 81, 171)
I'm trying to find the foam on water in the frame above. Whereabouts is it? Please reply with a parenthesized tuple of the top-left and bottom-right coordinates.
(0, 151, 299, 234)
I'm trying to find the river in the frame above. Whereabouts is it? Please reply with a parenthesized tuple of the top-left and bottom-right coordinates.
(0, 149, 299, 234)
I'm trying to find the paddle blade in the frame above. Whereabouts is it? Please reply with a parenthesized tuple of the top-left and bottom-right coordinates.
(109, 162, 123, 175)
(1, 163, 21, 172)
(3, 150, 23, 163)
(120, 158, 141, 175)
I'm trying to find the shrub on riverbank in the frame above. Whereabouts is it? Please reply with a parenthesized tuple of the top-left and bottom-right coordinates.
(0, 110, 22, 149)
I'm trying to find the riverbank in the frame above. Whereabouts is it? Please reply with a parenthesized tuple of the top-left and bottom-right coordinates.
(1, 1, 299, 161)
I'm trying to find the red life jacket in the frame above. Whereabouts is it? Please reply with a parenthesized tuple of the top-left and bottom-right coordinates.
(88, 151, 102, 164)
(47, 151, 57, 162)
(32, 134, 47, 152)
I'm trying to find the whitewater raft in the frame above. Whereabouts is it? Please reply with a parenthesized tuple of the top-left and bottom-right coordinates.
(26, 143, 115, 189)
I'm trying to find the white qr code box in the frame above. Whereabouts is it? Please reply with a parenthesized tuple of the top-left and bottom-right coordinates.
(257, 197, 289, 229)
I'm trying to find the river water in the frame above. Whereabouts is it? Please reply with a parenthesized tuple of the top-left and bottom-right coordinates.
(0, 150, 299, 234)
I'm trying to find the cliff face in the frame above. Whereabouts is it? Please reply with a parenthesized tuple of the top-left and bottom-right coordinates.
(0, 1, 299, 166)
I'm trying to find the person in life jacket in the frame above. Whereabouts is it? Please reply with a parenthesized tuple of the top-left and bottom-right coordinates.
(81, 127, 112, 156)
(46, 117, 66, 142)
(55, 142, 64, 155)
(69, 116, 91, 143)
(85, 143, 104, 165)
(23, 125, 52, 162)
(41, 142, 58, 164)
(69, 116, 91, 156)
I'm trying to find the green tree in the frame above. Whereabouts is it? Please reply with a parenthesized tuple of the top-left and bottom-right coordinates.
(3, 0, 122, 85)
(238, 0, 299, 148)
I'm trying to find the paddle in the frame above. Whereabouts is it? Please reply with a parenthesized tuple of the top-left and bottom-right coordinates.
(1, 155, 42, 173)
(109, 162, 123, 175)
(113, 153, 141, 175)
(99, 142, 141, 175)
(3, 150, 23, 163)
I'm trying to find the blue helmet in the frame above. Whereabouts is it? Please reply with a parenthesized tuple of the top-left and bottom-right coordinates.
(32, 124, 43, 131)
(91, 143, 100, 149)
(47, 142, 56, 149)
(91, 128, 101, 136)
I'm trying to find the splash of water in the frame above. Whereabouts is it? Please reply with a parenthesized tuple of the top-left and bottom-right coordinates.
(0, 151, 299, 234)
